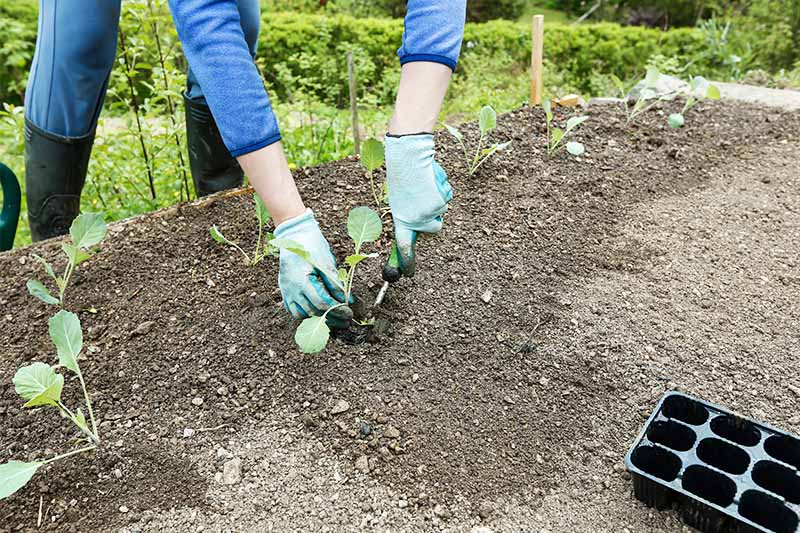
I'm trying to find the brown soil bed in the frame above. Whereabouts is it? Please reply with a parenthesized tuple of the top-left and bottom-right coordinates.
(2, 100, 800, 532)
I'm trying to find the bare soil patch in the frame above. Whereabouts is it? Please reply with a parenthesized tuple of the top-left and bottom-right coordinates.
(1, 100, 799, 532)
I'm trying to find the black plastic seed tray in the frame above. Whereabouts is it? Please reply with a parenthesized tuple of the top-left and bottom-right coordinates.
(625, 392, 800, 533)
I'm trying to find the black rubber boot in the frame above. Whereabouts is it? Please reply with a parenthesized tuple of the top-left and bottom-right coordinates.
(184, 95, 244, 197)
(24, 119, 94, 242)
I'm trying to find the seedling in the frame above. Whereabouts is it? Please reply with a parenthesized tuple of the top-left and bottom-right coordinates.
(542, 100, 588, 156)
(361, 138, 386, 208)
(667, 76, 721, 128)
(444, 105, 510, 176)
(210, 193, 277, 265)
(0, 310, 100, 500)
(27, 213, 107, 307)
(273, 206, 382, 354)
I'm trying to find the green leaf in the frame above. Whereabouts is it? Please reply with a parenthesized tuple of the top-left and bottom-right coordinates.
(566, 141, 585, 156)
(644, 66, 660, 88)
(26, 279, 59, 305)
(361, 138, 385, 172)
(75, 408, 89, 433)
(12, 362, 63, 407)
(565, 115, 589, 133)
(61, 243, 92, 266)
(443, 123, 462, 141)
(668, 113, 685, 128)
(294, 316, 330, 354)
(69, 213, 107, 249)
(542, 100, 553, 122)
(49, 310, 83, 374)
(345, 253, 378, 269)
(337, 268, 348, 283)
(478, 105, 497, 136)
(610, 74, 625, 94)
(254, 194, 271, 227)
(31, 254, 55, 280)
(552, 128, 565, 145)
(705, 84, 721, 100)
(0, 460, 42, 500)
(347, 206, 382, 251)
(210, 225, 232, 245)
(270, 238, 310, 261)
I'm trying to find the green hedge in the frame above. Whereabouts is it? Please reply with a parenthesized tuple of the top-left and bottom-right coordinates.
(0, 4, 712, 108)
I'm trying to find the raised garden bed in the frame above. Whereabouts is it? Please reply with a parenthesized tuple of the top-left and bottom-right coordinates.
(1, 100, 799, 532)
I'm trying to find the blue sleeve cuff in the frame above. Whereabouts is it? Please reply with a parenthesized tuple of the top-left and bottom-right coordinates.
(229, 133, 282, 157)
(399, 54, 457, 71)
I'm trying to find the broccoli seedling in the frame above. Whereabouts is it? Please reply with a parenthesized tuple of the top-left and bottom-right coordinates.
(27, 213, 107, 307)
(210, 193, 277, 265)
(667, 76, 721, 128)
(272, 206, 382, 354)
(360, 138, 386, 209)
(444, 105, 510, 176)
(0, 310, 100, 500)
(542, 100, 588, 156)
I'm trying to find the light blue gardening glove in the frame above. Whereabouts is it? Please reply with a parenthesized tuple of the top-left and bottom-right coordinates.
(273, 208, 352, 329)
(385, 133, 453, 277)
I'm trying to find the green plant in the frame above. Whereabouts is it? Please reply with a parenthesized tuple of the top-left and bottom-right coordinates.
(210, 193, 277, 266)
(611, 67, 679, 125)
(273, 206, 382, 354)
(360, 137, 386, 208)
(0, 310, 100, 500)
(26, 213, 108, 307)
(667, 76, 721, 128)
(444, 105, 511, 176)
(541, 100, 588, 156)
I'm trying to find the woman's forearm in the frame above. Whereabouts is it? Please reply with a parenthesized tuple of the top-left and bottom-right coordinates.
(237, 142, 305, 226)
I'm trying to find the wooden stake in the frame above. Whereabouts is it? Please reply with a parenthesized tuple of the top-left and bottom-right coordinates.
(530, 15, 544, 106)
(347, 51, 361, 156)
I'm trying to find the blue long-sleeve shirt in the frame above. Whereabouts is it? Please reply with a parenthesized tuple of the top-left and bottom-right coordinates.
(168, 1, 466, 157)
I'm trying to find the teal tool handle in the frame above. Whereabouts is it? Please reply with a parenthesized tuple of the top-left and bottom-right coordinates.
(382, 242, 402, 283)
(0, 163, 21, 251)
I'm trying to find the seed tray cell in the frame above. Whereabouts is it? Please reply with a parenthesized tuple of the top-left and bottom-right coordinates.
(625, 392, 800, 533)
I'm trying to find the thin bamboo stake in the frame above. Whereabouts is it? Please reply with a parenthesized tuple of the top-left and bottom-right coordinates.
(530, 15, 545, 106)
(347, 51, 360, 156)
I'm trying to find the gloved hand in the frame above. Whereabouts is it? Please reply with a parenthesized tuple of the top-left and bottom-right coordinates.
(385, 133, 453, 277)
(273, 208, 352, 329)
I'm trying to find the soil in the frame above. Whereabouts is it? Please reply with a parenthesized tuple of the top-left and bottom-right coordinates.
(1, 100, 799, 533)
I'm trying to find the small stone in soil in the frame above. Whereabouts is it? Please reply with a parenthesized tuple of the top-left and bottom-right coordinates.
(131, 321, 155, 337)
(359, 422, 372, 437)
(222, 458, 242, 485)
(355, 455, 370, 474)
(330, 399, 350, 415)
(478, 501, 494, 519)
(299, 413, 318, 428)
(191, 397, 204, 406)
(481, 290, 492, 303)
(384, 425, 400, 439)
(182, 428, 195, 438)
(433, 504, 448, 518)
(119, 505, 129, 513)
(216, 447, 233, 460)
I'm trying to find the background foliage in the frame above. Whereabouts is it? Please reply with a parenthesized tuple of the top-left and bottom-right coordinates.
(1, 0, 799, 248)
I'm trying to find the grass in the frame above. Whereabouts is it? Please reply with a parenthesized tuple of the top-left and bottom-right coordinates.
(519, 2, 572, 24)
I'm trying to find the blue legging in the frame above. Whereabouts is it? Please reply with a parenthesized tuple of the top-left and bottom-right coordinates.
(24, 0, 260, 139)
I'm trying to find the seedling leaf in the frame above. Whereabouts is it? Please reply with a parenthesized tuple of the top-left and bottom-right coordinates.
(644, 66, 660, 88)
(668, 113, 685, 128)
(566, 141, 585, 156)
(337, 268, 348, 283)
(706, 84, 721, 100)
(49, 310, 83, 374)
(32, 254, 55, 280)
(347, 206, 382, 251)
(254, 194, 271, 227)
(26, 280, 59, 305)
(565, 116, 589, 132)
(443, 123, 462, 141)
(69, 213, 107, 249)
(13, 362, 63, 407)
(209, 225, 231, 245)
(294, 316, 330, 354)
(345, 253, 378, 269)
(0, 460, 43, 500)
(478, 105, 497, 136)
(361, 138, 385, 172)
(61, 243, 92, 266)
(75, 408, 89, 433)
(552, 128, 564, 145)
(542, 100, 553, 122)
